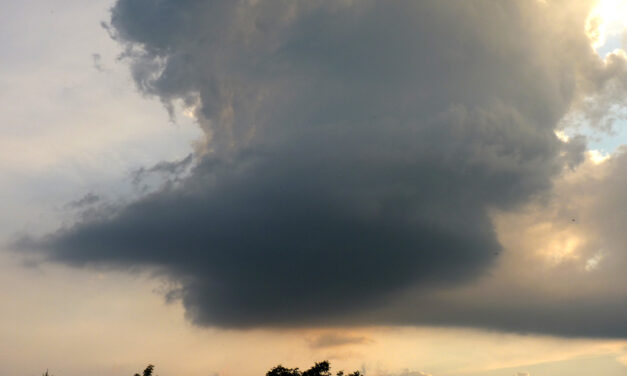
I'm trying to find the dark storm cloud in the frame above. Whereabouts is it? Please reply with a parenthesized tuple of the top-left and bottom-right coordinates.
(22, 0, 627, 334)
(376, 286, 627, 338)
(29, 150, 504, 326)
(367, 148, 627, 339)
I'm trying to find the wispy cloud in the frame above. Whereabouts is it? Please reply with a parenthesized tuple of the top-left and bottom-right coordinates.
(307, 333, 373, 349)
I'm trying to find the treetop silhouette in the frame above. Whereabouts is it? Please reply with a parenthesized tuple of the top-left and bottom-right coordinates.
(132, 361, 359, 376)
(267, 361, 361, 376)
(134, 364, 155, 376)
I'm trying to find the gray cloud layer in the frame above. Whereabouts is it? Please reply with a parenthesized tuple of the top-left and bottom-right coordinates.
(19, 0, 627, 336)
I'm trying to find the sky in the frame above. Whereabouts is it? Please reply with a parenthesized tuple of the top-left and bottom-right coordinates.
(1, 1, 627, 376)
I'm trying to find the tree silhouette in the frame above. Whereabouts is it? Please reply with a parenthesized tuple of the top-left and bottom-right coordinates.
(132, 361, 359, 376)
(267, 361, 361, 376)
(134, 364, 155, 376)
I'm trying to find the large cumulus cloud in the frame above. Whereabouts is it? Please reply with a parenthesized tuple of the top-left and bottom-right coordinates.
(369, 147, 627, 338)
(20, 0, 627, 333)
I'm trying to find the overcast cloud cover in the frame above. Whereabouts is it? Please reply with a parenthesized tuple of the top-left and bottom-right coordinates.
(19, 0, 627, 337)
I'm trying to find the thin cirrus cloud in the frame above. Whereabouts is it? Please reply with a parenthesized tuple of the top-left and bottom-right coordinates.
(17, 0, 627, 337)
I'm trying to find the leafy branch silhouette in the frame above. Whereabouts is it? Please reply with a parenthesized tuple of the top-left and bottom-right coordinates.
(134, 364, 155, 376)
(130, 361, 360, 376)
(266, 361, 361, 376)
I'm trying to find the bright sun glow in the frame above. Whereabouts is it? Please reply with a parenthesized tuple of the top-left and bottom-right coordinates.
(542, 233, 582, 265)
(587, 0, 627, 49)
(587, 149, 611, 164)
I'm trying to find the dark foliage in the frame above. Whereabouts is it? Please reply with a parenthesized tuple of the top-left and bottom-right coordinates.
(131, 361, 359, 376)
(134, 364, 155, 376)
(267, 361, 361, 376)
(130, 361, 357, 376)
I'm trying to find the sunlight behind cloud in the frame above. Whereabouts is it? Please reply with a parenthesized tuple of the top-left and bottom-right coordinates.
(588, 149, 611, 164)
(539, 230, 582, 265)
(587, 0, 627, 51)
